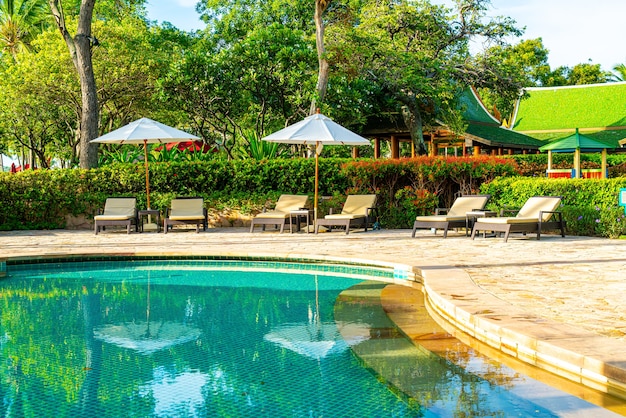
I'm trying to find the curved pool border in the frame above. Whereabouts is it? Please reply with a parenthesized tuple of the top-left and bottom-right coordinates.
(2, 250, 625, 403)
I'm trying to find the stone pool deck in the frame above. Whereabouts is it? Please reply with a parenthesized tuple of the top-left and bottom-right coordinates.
(1, 227, 625, 408)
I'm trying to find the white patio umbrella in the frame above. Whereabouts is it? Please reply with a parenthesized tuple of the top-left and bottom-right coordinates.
(91, 118, 200, 210)
(262, 112, 371, 221)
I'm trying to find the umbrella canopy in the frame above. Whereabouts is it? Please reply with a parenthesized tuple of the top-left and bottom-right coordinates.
(539, 128, 615, 178)
(262, 113, 370, 220)
(264, 321, 369, 361)
(92, 118, 200, 208)
(264, 322, 348, 361)
(93, 321, 202, 355)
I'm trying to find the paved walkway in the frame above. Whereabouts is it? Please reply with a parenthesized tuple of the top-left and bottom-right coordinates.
(1, 227, 625, 405)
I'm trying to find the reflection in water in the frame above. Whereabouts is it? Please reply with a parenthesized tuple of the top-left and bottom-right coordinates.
(0, 261, 621, 417)
(94, 321, 202, 355)
(139, 367, 209, 417)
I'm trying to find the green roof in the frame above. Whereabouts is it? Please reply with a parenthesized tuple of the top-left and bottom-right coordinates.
(539, 129, 616, 152)
(457, 88, 542, 149)
(466, 123, 543, 148)
(459, 88, 501, 124)
(512, 82, 626, 132)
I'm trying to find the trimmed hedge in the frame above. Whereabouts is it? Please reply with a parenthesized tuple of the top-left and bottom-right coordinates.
(2, 157, 625, 237)
(505, 154, 626, 177)
(0, 157, 518, 230)
(480, 177, 626, 238)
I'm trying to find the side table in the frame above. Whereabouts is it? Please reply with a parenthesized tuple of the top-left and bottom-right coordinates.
(138, 209, 161, 233)
(465, 210, 497, 237)
(289, 209, 313, 233)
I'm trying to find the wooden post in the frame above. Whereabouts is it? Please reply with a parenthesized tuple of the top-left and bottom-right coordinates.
(473, 145, 480, 156)
(391, 135, 399, 159)
(374, 138, 380, 159)
(547, 150, 553, 170)
(601, 148, 607, 179)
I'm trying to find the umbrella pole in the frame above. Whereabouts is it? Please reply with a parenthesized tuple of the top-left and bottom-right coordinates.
(314, 150, 319, 224)
(144, 140, 151, 210)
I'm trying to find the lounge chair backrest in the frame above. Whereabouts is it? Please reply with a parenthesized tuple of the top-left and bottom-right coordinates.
(517, 196, 562, 221)
(273, 195, 309, 212)
(103, 198, 136, 217)
(171, 198, 204, 216)
(447, 195, 490, 217)
(341, 195, 377, 215)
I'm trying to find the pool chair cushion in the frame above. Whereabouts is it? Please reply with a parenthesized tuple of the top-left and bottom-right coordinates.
(412, 194, 491, 238)
(94, 197, 138, 235)
(471, 196, 565, 242)
(164, 197, 207, 233)
(315, 194, 377, 235)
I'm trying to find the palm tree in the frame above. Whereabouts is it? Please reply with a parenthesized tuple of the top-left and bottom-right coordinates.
(0, 0, 49, 60)
(610, 63, 626, 82)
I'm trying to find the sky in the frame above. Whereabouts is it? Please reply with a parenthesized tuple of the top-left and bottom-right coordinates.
(145, 0, 626, 72)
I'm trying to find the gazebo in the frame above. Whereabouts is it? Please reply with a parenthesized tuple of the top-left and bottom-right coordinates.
(539, 129, 615, 179)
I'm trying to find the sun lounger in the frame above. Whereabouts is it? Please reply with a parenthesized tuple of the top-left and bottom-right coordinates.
(412, 194, 491, 238)
(250, 194, 310, 233)
(315, 194, 377, 234)
(164, 197, 207, 233)
(471, 196, 565, 242)
(94, 197, 137, 235)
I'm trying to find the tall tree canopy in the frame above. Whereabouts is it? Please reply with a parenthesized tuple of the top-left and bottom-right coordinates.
(327, 0, 522, 153)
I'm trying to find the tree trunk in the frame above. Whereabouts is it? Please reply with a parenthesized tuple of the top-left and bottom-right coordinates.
(310, 0, 330, 115)
(401, 102, 427, 155)
(49, 0, 99, 169)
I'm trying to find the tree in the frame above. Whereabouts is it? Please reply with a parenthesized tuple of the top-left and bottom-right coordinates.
(566, 63, 609, 85)
(310, 0, 330, 114)
(541, 62, 610, 87)
(0, 0, 49, 60)
(332, 0, 521, 154)
(476, 38, 551, 120)
(610, 63, 626, 82)
(48, 0, 98, 169)
(160, 23, 316, 159)
(0, 15, 180, 167)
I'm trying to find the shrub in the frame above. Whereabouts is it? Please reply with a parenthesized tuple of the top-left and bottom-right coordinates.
(480, 177, 626, 238)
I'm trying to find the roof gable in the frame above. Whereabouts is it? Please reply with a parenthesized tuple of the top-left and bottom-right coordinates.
(460, 87, 501, 124)
(511, 82, 626, 132)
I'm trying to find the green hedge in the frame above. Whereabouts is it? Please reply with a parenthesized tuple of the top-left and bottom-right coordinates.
(0, 157, 517, 230)
(2, 157, 625, 237)
(505, 154, 626, 177)
(480, 177, 626, 238)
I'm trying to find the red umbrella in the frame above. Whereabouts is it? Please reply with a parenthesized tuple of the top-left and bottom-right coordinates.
(155, 141, 215, 153)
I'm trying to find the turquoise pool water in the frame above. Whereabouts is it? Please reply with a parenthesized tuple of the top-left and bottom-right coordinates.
(0, 259, 620, 417)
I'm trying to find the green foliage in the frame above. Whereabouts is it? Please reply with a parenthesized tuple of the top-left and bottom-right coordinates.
(234, 130, 286, 160)
(503, 154, 626, 177)
(480, 177, 626, 238)
(341, 156, 519, 228)
(0, 157, 517, 230)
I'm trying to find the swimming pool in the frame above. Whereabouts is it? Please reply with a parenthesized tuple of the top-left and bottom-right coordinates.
(0, 259, 621, 417)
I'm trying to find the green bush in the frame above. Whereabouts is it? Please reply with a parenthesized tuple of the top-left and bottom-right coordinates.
(342, 156, 519, 228)
(480, 177, 626, 238)
(3, 157, 626, 238)
(505, 154, 626, 177)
